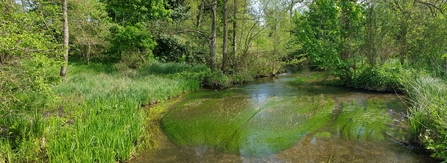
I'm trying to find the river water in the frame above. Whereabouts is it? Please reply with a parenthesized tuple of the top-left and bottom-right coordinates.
(131, 70, 435, 163)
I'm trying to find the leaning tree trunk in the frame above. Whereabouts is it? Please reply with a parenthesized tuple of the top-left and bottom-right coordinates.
(60, 0, 69, 77)
(209, 0, 217, 70)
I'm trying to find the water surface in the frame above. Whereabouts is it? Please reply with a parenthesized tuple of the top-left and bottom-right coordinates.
(131, 70, 434, 163)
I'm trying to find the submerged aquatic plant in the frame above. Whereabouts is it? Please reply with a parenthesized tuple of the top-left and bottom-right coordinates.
(332, 99, 392, 142)
(162, 94, 334, 156)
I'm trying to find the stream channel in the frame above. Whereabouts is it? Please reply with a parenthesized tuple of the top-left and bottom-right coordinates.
(131, 70, 436, 163)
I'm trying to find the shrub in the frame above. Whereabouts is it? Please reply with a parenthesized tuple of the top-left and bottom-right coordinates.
(351, 66, 401, 92)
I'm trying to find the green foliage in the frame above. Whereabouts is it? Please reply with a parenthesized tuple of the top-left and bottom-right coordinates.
(1, 61, 209, 162)
(293, 0, 364, 81)
(401, 74, 447, 160)
(1, 59, 60, 111)
(202, 69, 257, 89)
(45, 62, 206, 162)
(46, 97, 145, 162)
(153, 34, 190, 62)
(203, 70, 232, 88)
(109, 23, 156, 67)
(138, 61, 210, 81)
(69, 0, 111, 63)
(103, 0, 171, 25)
(351, 64, 402, 92)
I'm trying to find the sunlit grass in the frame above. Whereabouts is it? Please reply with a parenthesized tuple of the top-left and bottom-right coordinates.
(401, 74, 447, 160)
(0, 61, 208, 162)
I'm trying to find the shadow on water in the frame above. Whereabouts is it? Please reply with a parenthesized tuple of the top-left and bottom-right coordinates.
(130, 69, 437, 163)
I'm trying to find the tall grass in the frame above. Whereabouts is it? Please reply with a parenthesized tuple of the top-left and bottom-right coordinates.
(0, 61, 209, 162)
(401, 74, 447, 160)
(46, 97, 145, 162)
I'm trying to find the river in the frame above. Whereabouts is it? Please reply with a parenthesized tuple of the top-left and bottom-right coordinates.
(131, 70, 435, 163)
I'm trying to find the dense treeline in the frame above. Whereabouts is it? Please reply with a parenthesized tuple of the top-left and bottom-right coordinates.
(292, 0, 447, 160)
(1, 0, 447, 162)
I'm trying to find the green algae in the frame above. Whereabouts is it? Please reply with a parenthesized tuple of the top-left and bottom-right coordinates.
(161, 94, 334, 156)
(332, 99, 392, 142)
(314, 132, 331, 139)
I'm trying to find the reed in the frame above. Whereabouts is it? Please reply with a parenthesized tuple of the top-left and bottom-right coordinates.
(0, 61, 208, 162)
(400, 74, 447, 160)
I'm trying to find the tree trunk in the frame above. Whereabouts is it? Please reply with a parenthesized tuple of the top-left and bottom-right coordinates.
(398, 23, 408, 65)
(209, 0, 217, 70)
(87, 41, 91, 64)
(221, 0, 228, 71)
(232, 0, 237, 64)
(196, 0, 205, 28)
(60, 0, 69, 77)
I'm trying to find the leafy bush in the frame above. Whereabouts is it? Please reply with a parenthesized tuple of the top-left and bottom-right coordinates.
(351, 66, 402, 92)
(109, 23, 156, 65)
(202, 70, 232, 89)
(153, 34, 189, 62)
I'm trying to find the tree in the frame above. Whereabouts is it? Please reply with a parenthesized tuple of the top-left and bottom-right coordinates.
(209, 0, 217, 70)
(232, 0, 237, 62)
(60, 0, 69, 77)
(221, 0, 229, 71)
(102, 0, 171, 66)
(69, 0, 111, 64)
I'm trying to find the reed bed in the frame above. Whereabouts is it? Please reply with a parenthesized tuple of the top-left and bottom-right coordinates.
(0, 62, 209, 162)
(401, 74, 447, 160)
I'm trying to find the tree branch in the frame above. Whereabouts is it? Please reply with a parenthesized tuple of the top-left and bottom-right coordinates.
(414, 0, 444, 14)
(169, 29, 210, 40)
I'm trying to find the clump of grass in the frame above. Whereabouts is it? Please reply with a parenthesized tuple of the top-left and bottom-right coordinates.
(0, 61, 209, 162)
(0, 112, 47, 162)
(138, 61, 209, 76)
(43, 62, 207, 162)
(401, 74, 447, 160)
(46, 97, 146, 162)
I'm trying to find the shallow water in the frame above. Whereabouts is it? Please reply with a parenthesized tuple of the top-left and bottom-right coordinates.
(131, 70, 435, 163)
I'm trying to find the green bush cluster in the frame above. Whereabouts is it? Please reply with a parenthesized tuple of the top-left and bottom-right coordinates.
(351, 65, 402, 92)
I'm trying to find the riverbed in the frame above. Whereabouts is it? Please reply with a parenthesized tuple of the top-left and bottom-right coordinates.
(131, 70, 435, 163)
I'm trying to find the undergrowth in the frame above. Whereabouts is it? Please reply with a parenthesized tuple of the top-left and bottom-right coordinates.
(400, 73, 447, 161)
(0, 61, 208, 162)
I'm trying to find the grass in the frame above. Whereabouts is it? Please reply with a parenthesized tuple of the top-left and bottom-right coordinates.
(400, 73, 447, 160)
(0, 61, 209, 162)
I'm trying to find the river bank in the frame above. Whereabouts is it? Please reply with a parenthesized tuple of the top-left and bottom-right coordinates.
(0, 62, 208, 162)
(1, 63, 445, 162)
